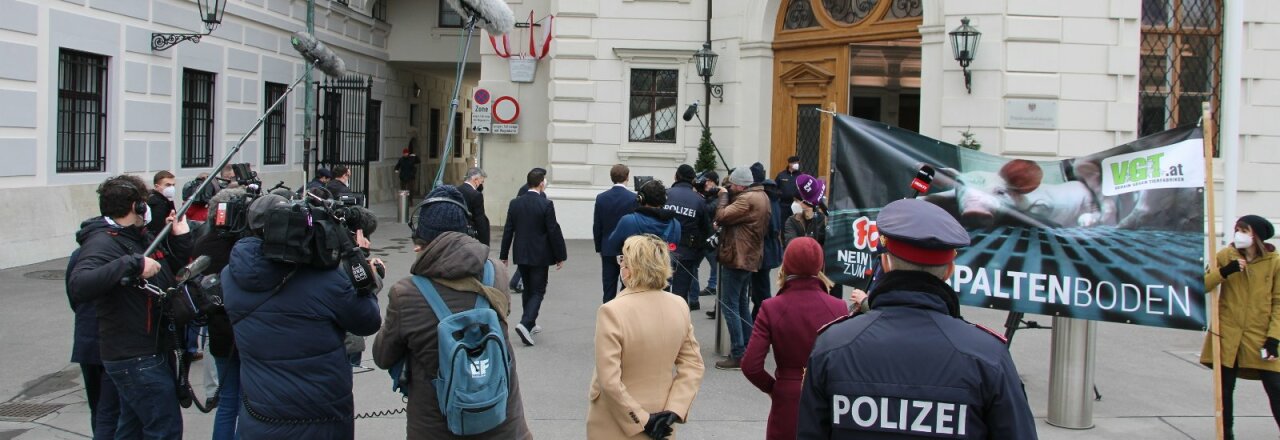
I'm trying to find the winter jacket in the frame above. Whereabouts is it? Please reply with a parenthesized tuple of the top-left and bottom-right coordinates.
(373, 232, 532, 440)
(604, 207, 682, 257)
(191, 232, 237, 358)
(716, 187, 771, 271)
(222, 237, 381, 439)
(761, 190, 784, 271)
(775, 169, 799, 218)
(66, 248, 100, 365)
(783, 212, 827, 249)
(145, 190, 175, 236)
(68, 217, 192, 362)
(394, 154, 420, 182)
(742, 277, 847, 440)
(1202, 245, 1280, 378)
(798, 271, 1038, 439)
(664, 181, 711, 260)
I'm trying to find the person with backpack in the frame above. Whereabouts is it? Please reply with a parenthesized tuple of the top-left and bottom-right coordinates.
(373, 185, 532, 439)
(588, 234, 705, 439)
(221, 194, 382, 440)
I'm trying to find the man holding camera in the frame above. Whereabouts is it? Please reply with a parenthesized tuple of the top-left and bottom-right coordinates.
(712, 166, 771, 371)
(221, 194, 383, 439)
(69, 175, 193, 439)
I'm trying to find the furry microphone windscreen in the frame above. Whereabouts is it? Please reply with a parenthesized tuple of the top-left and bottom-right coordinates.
(290, 31, 347, 77)
(445, 0, 516, 36)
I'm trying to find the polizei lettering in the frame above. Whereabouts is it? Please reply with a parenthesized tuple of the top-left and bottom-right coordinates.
(663, 204, 698, 218)
(832, 395, 968, 437)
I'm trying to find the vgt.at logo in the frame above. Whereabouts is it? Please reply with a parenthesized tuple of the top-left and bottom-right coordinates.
(469, 359, 490, 379)
(852, 217, 879, 251)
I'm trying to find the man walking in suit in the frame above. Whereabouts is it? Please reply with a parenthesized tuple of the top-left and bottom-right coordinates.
(500, 168, 568, 346)
(593, 164, 637, 303)
(457, 167, 491, 246)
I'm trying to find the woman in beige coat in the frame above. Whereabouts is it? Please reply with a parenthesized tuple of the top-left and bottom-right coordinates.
(1202, 215, 1280, 439)
(588, 234, 705, 439)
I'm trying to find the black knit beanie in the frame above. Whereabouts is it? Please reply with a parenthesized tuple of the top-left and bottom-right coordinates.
(1239, 215, 1275, 241)
(676, 164, 697, 183)
(414, 186, 471, 244)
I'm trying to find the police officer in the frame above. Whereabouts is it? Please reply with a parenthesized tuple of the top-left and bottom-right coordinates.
(665, 164, 712, 310)
(797, 199, 1037, 439)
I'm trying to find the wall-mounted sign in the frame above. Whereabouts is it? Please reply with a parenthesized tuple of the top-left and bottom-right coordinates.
(473, 89, 491, 106)
(472, 88, 492, 133)
(1006, 99, 1058, 130)
(493, 96, 520, 124)
(492, 123, 519, 134)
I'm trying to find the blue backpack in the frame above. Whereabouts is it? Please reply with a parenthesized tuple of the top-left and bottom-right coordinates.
(396, 261, 510, 435)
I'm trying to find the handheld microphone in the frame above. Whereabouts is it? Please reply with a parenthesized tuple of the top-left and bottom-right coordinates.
(909, 164, 935, 196)
(683, 101, 700, 122)
(445, 0, 516, 36)
(290, 31, 347, 77)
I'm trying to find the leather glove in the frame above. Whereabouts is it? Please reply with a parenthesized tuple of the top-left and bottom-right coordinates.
(1220, 260, 1242, 278)
(1265, 338, 1279, 360)
(644, 411, 678, 440)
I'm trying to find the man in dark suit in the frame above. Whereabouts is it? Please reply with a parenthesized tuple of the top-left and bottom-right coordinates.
(456, 167, 491, 246)
(593, 164, 637, 303)
(500, 168, 568, 347)
(325, 165, 353, 198)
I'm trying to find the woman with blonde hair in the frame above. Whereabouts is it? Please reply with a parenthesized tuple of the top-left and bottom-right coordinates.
(588, 234, 705, 439)
(741, 237, 848, 439)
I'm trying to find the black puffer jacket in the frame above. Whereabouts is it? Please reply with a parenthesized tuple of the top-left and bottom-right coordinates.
(68, 217, 192, 361)
(191, 232, 237, 358)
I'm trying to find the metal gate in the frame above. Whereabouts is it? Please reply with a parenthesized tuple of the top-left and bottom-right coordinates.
(316, 75, 373, 202)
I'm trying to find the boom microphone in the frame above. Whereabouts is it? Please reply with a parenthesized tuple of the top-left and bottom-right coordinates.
(683, 101, 699, 122)
(290, 31, 347, 77)
(445, 0, 516, 36)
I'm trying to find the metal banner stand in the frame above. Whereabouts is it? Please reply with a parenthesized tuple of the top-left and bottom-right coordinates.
(1046, 317, 1097, 429)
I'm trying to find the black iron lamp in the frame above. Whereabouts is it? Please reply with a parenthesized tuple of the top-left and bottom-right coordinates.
(693, 42, 723, 102)
(949, 17, 981, 94)
(152, 0, 228, 51)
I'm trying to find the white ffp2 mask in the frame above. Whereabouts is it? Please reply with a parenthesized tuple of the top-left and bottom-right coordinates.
(1234, 232, 1254, 249)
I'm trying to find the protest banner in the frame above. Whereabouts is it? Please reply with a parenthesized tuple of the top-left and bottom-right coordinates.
(826, 115, 1207, 330)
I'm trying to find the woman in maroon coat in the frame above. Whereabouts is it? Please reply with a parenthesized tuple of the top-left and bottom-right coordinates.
(741, 237, 849, 439)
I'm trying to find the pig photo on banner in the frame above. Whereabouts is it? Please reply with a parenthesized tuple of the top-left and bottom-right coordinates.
(825, 115, 1207, 330)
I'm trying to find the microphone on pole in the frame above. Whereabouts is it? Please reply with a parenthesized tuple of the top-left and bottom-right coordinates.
(683, 100, 700, 122)
(445, 0, 517, 35)
(290, 31, 347, 77)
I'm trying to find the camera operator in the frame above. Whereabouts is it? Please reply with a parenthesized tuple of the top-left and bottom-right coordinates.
(192, 187, 250, 440)
(666, 165, 711, 310)
(221, 194, 382, 439)
(68, 175, 193, 439)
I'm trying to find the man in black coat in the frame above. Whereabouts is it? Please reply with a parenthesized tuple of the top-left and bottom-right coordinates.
(775, 156, 801, 219)
(145, 170, 177, 235)
(325, 165, 353, 198)
(456, 167, 491, 245)
(593, 164, 636, 303)
(500, 168, 567, 347)
(393, 147, 420, 195)
(797, 199, 1037, 439)
(68, 175, 193, 439)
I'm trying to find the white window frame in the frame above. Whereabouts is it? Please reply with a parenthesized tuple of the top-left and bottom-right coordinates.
(614, 48, 695, 162)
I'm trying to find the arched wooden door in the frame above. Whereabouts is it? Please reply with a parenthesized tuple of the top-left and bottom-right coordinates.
(770, 0, 923, 178)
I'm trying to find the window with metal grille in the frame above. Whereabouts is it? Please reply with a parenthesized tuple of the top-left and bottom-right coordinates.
(372, 0, 387, 21)
(439, 1, 463, 28)
(367, 99, 382, 161)
(429, 108, 441, 158)
(628, 69, 679, 143)
(182, 69, 215, 168)
(56, 49, 108, 173)
(1139, 0, 1220, 150)
(263, 82, 287, 165)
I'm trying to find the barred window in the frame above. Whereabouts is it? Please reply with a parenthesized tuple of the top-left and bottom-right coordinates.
(628, 69, 679, 143)
(439, 1, 464, 28)
(182, 69, 216, 168)
(429, 108, 441, 158)
(1139, 0, 1220, 148)
(57, 49, 109, 173)
(263, 82, 288, 165)
(367, 99, 382, 161)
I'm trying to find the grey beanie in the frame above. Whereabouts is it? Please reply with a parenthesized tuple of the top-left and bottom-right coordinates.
(728, 166, 755, 187)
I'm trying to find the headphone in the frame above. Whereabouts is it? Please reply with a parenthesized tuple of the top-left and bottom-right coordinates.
(103, 179, 148, 216)
(410, 196, 477, 238)
(636, 179, 661, 205)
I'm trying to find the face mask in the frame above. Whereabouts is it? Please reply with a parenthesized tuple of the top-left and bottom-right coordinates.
(791, 201, 804, 215)
(162, 186, 176, 200)
(791, 164, 799, 171)
(477, 183, 485, 193)
(1234, 231, 1254, 249)
(142, 203, 152, 226)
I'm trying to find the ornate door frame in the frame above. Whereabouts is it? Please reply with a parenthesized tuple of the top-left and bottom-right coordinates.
(770, 0, 922, 177)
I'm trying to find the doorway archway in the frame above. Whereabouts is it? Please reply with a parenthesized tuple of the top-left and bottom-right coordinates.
(770, 0, 923, 177)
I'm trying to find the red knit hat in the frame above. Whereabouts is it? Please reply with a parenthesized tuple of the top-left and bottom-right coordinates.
(783, 237, 824, 277)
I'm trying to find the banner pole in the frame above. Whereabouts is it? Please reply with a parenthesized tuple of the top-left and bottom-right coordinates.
(1202, 101, 1223, 440)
